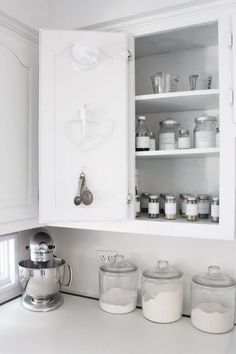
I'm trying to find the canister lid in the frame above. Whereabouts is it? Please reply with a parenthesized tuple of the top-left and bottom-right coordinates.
(195, 114, 217, 123)
(192, 266, 235, 288)
(99, 254, 138, 273)
(143, 260, 183, 280)
(159, 118, 180, 127)
(137, 116, 146, 121)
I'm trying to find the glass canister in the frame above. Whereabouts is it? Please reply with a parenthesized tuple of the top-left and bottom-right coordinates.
(159, 118, 180, 150)
(191, 266, 236, 334)
(148, 195, 159, 219)
(211, 196, 219, 223)
(99, 254, 138, 314)
(194, 114, 217, 148)
(197, 195, 210, 219)
(136, 116, 150, 151)
(186, 196, 198, 221)
(178, 129, 191, 149)
(142, 260, 183, 323)
(165, 195, 177, 220)
(140, 193, 149, 213)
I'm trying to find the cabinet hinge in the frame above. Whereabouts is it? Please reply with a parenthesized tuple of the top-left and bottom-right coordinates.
(229, 89, 234, 104)
(229, 33, 233, 48)
(127, 193, 133, 204)
(127, 50, 132, 61)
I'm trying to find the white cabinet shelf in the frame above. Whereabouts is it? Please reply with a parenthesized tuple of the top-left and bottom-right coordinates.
(135, 89, 219, 114)
(136, 148, 219, 159)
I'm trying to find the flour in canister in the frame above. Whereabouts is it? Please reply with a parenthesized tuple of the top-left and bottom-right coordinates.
(100, 287, 137, 314)
(191, 302, 235, 333)
(142, 287, 183, 323)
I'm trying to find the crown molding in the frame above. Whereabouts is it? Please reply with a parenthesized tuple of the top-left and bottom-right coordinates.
(83, 0, 236, 32)
(0, 10, 38, 44)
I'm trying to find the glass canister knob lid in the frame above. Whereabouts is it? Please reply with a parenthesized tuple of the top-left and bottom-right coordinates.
(143, 259, 183, 279)
(192, 265, 235, 288)
(99, 253, 138, 273)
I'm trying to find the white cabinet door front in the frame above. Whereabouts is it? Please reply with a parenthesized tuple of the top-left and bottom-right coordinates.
(0, 28, 38, 224)
(40, 30, 133, 222)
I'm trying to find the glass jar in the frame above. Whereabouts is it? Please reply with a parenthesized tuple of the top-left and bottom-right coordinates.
(197, 195, 210, 219)
(140, 193, 149, 213)
(181, 194, 190, 218)
(159, 118, 180, 150)
(151, 72, 179, 93)
(194, 114, 217, 148)
(178, 129, 191, 149)
(165, 195, 177, 220)
(211, 196, 219, 223)
(159, 194, 166, 215)
(142, 260, 183, 323)
(186, 196, 198, 221)
(99, 254, 138, 314)
(149, 132, 156, 151)
(148, 195, 159, 219)
(191, 266, 236, 334)
(135, 194, 141, 218)
(136, 116, 150, 151)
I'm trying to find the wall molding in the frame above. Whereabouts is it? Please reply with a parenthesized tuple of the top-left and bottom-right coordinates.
(0, 10, 38, 44)
(83, 0, 236, 32)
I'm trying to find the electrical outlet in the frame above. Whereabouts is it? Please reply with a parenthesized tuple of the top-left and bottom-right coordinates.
(97, 249, 118, 267)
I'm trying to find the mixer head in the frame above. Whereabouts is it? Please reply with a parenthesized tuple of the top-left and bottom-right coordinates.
(26, 231, 55, 263)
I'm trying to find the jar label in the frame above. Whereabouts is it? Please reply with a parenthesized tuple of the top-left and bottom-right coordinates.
(136, 201, 140, 213)
(136, 136, 150, 149)
(148, 202, 159, 214)
(198, 202, 209, 214)
(165, 203, 176, 215)
(211, 204, 219, 217)
(149, 138, 156, 151)
(159, 132, 176, 150)
(186, 204, 198, 216)
(178, 136, 191, 149)
(195, 131, 215, 148)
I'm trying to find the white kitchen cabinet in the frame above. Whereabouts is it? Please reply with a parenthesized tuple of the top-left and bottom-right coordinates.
(39, 1, 236, 240)
(0, 15, 39, 235)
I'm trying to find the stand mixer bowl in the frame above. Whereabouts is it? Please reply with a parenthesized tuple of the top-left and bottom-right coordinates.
(18, 257, 72, 301)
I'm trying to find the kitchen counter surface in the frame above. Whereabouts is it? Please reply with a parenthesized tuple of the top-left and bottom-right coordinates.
(0, 293, 235, 354)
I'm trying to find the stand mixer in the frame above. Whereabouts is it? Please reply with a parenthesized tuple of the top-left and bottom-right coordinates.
(18, 231, 72, 312)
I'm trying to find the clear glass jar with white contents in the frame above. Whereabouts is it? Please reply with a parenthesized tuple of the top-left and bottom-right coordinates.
(142, 260, 183, 323)
(194, 115, 217, 148)
(186, 196, 198, 221)
(159, 118, 180, 150)
(148, 195, 159, 219)
(211, 197, 219, 223)
(178, 129, 191, 149)
(191, 266, 236, 334)
(165, 195, 177, 220)
(136, 116, 150, 151)
(99, 254, 138, 314)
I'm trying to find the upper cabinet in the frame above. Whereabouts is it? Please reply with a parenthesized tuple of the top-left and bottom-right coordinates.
(0, 17, 39, 234)
(39, 30, 134, 222)
(39, 3, 236, 240)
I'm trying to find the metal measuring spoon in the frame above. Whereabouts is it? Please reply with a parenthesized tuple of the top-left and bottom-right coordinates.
(82, 184, 93, 205)
(74, 173, 85, 206)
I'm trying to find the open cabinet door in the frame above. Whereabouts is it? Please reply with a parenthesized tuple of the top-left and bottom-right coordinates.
(39, 30, 134, 223)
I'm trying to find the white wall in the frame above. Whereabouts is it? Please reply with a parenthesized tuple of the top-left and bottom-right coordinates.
(46, 227, 236, 316)
(46, 0, 217, 29)
(0, 0, 47, 30)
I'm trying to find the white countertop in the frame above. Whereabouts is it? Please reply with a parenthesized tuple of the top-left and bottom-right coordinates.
(0, 294, 235, 354)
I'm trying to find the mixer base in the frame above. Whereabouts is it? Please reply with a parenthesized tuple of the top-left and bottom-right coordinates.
(21, 292, 63, 312)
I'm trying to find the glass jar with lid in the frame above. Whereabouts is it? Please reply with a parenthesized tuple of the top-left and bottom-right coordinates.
(165, 194, 177, 220)
(99, 254, 138, 314)
(142, 260, 183, 323)
(178, 129, 191, 149)
(191, 266, 236, 334)
(136, 116, 150, 151)
(194, 114, 217, 148)
(159, 118, 180, 150)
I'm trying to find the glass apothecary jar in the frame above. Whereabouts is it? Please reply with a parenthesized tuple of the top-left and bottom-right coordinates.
(191, 266, 236, 334)
(99, 254, 138, 314)
(141, 260, 183, 323)
(194, 114, 217, 148)
(159, 118, 180, 150)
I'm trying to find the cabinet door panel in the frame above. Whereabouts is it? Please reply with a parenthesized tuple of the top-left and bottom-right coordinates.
(0, 29, 38, 223)
(40, 30, 132, 222)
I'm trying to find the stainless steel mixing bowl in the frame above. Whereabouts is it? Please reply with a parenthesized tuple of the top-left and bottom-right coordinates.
(18, 257, 72, 300)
